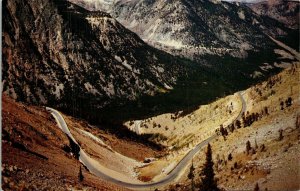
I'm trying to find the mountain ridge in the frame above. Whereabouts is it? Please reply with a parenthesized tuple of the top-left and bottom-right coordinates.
(69, 0, 295, 59)
(2, 0, 188, 116)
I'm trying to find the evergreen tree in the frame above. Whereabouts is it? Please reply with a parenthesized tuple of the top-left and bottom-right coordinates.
(254, 183, 260, 191)
(280, 101, 284, 110)
(229, 124, 235, 133)
(199, 144, 219, 191)
(188, 160, 195, 191)
(228, 153, 233, 161)
(79, 166, 84, 182)
(278, 129, 283, 141)
(235, 120, 241, 129)
(264, 107, 269, 115)
(260, 144, 266, 152)
(246, 140, 252, 155)
(296, 114, 300, 129)
(285, 97, 292, 107)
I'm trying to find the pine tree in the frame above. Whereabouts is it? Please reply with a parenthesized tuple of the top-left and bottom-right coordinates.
(260, 144, 266, 152)
(235, 120, 241, 129)
(286, 97, 292, 107)
(79, 166, 84, 182)
(246, 140, 252, 155)
(228, 153, 233, 161)
(296, 114, 300, 129)
(199, 144, 219, 191)
(188, 160, 195, 191)
(278, 129, 283, 141)
(254, 182, 260, 191)
(264, 107, 269, 115)
(280, 101, 284, 110)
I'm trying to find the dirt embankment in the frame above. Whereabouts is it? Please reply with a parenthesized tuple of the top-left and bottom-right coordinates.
(2, 95, 130, 190)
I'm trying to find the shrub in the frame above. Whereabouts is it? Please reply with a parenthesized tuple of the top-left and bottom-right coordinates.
(254, 183, 260, 191)
(296, 114, 300, 129)
(79, 166, 84, 182)
(246, 140, 252, 155)
(260, 144, 266, 152)
(233, 162, 238, 169)
(280, 101, 284, 110)
(278, 129, 283, 141)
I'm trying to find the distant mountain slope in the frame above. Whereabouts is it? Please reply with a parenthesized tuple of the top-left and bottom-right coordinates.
(3, 0, 296, 125)
(2, 0, 187, 115)
(248, 0, 299, 50)
(68, 0, 115, 12)
(248, 0, 299, 29)
(69, 0, 291, 58)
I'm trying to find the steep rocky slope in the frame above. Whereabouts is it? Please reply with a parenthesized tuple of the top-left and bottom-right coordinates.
(2, 0, 185, 117)
(3, 0, 297, 126)
(70, 0, 291, 58)
(68, 0, 115, 12)
(248, 0, 299, 50)
(2, 94, 168, 190)
(0, 0, 258, 125)
(248, 0, 299, 29)
(1, 95, 130, 190)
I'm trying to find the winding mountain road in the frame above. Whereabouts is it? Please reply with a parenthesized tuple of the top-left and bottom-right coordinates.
(46, 92, 246, 190)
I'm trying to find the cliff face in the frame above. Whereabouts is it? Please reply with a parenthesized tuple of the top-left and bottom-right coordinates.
(2, 0, 184, 113)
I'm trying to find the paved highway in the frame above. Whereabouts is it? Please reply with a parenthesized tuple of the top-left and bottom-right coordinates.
(46, 91, 246, 190)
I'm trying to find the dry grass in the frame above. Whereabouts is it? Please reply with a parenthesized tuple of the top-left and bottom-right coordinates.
(174, 64, 300, 191)
(124, 93, 242, 150)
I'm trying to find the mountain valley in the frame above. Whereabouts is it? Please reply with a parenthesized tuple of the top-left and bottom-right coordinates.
(1, 0, 299, 190)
